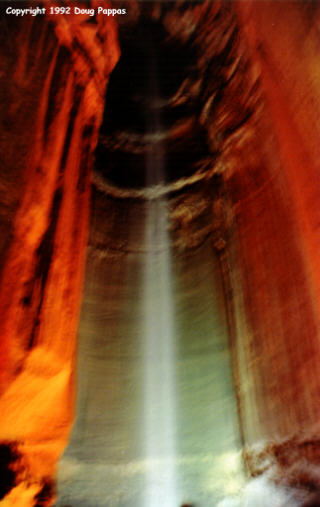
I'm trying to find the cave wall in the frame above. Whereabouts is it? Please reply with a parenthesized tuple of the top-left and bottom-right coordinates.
(0, 3, 119, 504)
(229, 0, 320, 473)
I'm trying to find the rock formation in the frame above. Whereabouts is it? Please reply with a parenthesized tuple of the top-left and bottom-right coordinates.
(0, 2, 119, 504)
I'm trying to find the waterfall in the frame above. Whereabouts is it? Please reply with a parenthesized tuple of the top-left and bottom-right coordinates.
(143, 196, 178, 507)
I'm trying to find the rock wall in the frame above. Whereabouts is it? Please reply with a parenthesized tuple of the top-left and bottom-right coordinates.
(229, 0, 320, 480)
(0, 3, 119, 504)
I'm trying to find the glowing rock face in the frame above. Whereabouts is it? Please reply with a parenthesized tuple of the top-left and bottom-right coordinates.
(0, 3, 119, 504)
(233, 0, 320, 450)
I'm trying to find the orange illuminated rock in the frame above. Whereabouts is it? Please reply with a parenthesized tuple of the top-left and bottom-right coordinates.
(228, 0, 320, 474)
(0, 2, 119, 504)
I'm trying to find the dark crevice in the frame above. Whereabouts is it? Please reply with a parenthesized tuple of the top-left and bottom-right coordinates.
(27, 186, 63, 349)
(59, 86, 83, 172)
(44, 46, 70, 146)
(33, 478, 54, 507)
(222, 110, 254, 142)
(0, 442, 20, 500)
(78, 124, 94, 192)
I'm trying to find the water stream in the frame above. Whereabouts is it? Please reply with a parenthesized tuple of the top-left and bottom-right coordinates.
(142, 197, 178, 507)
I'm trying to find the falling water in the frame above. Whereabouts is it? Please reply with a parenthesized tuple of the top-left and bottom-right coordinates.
(142, 196, 178, 507)
(141, 33, 179, 503)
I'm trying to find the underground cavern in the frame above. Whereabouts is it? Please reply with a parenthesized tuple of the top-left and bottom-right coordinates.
(1, 1, 320, 505)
